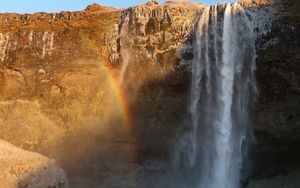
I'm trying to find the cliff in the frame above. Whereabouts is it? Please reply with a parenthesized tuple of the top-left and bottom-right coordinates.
(0, 0, 299, 186)
(247, 0, 300, 181)
(0, 0, 207, 161)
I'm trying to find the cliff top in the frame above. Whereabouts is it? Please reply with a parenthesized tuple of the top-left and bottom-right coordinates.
(85, 3, 117, 12)
(0, 1, 207, 16)
(0, 1, 207, 32)
(137, 0, 208, 9)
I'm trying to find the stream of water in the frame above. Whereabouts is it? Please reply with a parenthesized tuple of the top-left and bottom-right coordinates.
(175, 3, 257, 188)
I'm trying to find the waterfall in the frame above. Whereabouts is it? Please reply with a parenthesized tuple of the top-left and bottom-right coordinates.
(175, 3, 256, 188)
(119, 12, 131, 85)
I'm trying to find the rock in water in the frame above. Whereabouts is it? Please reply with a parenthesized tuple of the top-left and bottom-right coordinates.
(0, 140, 68, 188)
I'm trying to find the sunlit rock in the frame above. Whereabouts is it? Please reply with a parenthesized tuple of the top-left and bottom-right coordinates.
(0, 140, 68, 188)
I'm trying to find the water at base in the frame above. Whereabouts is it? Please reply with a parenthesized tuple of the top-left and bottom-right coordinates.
(174, 3, 257, 188)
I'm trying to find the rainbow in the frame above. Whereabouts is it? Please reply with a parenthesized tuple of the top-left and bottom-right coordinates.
(99, 63, 134, 132)
(99, 62, 138, 166)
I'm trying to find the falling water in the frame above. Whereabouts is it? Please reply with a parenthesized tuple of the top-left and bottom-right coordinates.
(175, 3, 256, 188)
(118, 12, 131, 85)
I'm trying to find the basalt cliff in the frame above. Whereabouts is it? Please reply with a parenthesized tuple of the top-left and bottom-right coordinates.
(0, 0, 299, 187)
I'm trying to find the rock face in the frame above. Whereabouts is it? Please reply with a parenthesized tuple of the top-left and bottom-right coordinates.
(0, 0, 299, 186)
(118, 1, 206, 66)
(245, 0, 300, 182)
(246, 171, 300, 188)
(0, 0, 208, 163)
(0, 100, 65, 151)
(0, 140, 68, 188)
(253, 0, 300, 149)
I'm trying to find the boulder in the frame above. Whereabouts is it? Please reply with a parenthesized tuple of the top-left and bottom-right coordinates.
(0, 140, 68, 188)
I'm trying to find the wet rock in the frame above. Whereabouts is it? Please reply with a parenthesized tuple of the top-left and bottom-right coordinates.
(246, 171, 300, 188)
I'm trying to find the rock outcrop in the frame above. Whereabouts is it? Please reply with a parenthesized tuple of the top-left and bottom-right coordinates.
(118, 1, 206, 66)
(0, 140, 68, 188)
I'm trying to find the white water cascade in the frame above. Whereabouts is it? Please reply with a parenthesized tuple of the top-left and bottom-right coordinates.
(175, 3, 256, 188)
(119, 11, 131, 85)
